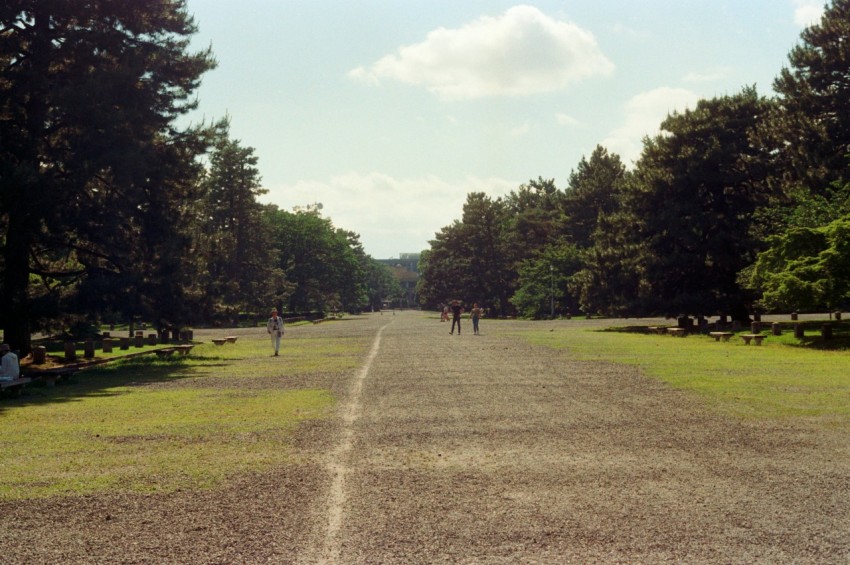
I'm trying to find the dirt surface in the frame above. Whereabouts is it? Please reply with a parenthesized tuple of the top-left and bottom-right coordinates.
(2, 311, 849, 563)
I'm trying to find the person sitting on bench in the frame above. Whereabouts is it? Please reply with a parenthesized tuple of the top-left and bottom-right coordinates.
(0, 344, 20, 381)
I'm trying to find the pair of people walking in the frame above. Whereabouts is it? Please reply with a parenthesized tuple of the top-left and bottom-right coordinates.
(448, 301, 483, 335)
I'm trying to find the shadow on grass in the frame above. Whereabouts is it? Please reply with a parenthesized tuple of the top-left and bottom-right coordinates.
(598, 321, 850, 349)
(0, 355, 229, 414)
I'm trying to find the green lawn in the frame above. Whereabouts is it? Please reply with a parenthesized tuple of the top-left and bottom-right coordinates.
(518, 323, 850, 423)
(0, 330, 367, 500)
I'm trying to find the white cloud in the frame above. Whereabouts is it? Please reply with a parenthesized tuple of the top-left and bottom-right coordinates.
(349, 5, 614, 100)
(556, 112, 580, 126)
(683, 66, 733, 83)
(509, 122, 531, 137)
(793, 0, 824, 27)
(601, 87, 700, 166)
(263, 173, 517, 258)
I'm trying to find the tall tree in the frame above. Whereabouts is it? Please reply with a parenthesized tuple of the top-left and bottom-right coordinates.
(562, 145, 627, 248)
(0, 1, 214, 351)
(198, 122, 283, 321)
(619, 88, 771, 319)
(757, 0, 850, 225)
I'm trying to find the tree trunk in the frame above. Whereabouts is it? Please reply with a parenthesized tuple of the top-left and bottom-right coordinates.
(2, 214, 33, 355)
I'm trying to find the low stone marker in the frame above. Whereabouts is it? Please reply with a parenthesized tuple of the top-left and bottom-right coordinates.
(84, 340, 95, 359)
(64, 342, 76, 362)
(794, 324, 804, 339)
(103, 338, 113, 353)
(772, 323, 782, 336)
(120, 337, 130, 350)
(32, 345, 46, 365)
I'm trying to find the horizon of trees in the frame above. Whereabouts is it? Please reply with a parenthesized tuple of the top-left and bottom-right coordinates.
(418, 0, 850, 321)
(3, 1, 850, 354)
(0, 1, 402, 354)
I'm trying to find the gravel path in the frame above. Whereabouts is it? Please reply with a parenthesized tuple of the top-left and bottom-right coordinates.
(2, 311, 848, 563)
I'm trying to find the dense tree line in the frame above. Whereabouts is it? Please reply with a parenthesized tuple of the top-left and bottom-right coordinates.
(418, 0, 850, 321)
(0, 1, 401, 353)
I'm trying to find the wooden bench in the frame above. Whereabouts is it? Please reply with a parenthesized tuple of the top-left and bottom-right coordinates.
(667, 328, 686, 337)
(709, 332, 734, 342)
(0, 377, 31, 396)
(741, 334, 766, 345)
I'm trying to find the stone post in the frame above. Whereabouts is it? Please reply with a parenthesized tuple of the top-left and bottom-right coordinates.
(120, 337, 130, 350)
(134, 331, 144, 348)
(772, 322, 782, 336)
(791, 312, 798, 321)
(102, 338, 113, 353)
(32, 345, 46, 365)
(794, 323, 804, 339)
(64, 341, 76, 362)
(147, 333, 158, 346)
(822, 324, 833, 340)
(160, 329, 170, 344)
(751, 321, 761, 334)
(84, 340, 95, 359)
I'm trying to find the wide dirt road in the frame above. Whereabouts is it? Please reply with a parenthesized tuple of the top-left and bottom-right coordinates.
(3, 311, 848, 563)
(300, 311, 849, 563)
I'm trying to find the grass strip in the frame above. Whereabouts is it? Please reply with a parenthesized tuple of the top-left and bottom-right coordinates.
(517, 324, 850, 423)
(0, 332, 368, 500)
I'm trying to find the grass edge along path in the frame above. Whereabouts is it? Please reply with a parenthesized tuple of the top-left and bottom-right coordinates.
(514, 321, 850, 423)
(0, 327, 370, 500)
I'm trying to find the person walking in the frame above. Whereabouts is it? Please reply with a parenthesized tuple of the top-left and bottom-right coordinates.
(470, 303, 483, 335)
(449, 300, 463, 335)
(267, 308, 284, 356)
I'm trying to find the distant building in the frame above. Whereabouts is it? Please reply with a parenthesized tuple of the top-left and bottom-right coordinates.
(377, 253, 420, 307)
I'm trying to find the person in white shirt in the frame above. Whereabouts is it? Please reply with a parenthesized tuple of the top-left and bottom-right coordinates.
(266, 308, 284, 357)
(0, 344, 20, 381)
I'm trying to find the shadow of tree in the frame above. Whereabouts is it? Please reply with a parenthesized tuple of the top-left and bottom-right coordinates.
(0, 355, 229, 413)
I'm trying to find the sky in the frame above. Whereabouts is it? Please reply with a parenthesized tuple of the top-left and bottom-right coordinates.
(184, 0, 825, 259)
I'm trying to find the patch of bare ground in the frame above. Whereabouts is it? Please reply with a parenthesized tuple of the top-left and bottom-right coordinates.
(1, 312, 848, 563)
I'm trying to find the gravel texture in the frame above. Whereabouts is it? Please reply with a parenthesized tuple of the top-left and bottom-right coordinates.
(2, 311, 848, 564)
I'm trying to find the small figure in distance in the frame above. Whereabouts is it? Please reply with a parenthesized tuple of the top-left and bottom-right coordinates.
(267, 308, 284, 357)
(470, 303, 483, 335)
(449, 300, 463, 335)
(0, 344, 20, 381)
(441, 304, 449, 322)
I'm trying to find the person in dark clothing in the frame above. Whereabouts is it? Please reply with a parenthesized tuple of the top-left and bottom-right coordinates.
(449, 300, 463, 335)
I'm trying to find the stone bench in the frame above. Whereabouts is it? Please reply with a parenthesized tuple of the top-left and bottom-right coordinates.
(709, 332, 733, 342)
(0, 377, 31, 396)
(27, 367, 78, 387)
(667, 328, 686, 337)
(211, 338, 227, 346)
(741, 334, 766, 346)
(647, 326, 667, 335)
(225, 336, 238, 343)
(154, 345, 195, 357)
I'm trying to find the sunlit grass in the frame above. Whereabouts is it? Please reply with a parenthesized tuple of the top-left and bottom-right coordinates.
(516, 325, 850, 423)
(0, 328, 367, 500)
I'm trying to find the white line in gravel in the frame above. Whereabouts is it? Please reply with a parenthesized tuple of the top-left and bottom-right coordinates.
(319, 321, 389, 563)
